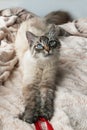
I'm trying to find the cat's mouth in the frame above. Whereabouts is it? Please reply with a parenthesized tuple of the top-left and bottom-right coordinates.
(44, 53, 52, 57)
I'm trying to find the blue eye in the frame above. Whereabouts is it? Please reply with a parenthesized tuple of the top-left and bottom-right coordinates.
(35, 44, 43, 50)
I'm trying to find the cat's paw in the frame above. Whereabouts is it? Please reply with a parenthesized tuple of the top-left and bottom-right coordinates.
(19, 112, 33, 124)
(19, 110, 39, 124)
(40, 107, 54, 120)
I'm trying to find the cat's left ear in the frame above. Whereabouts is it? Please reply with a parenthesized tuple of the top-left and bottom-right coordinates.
(48, 24, 59, 39)
(26, 31, 37, 46)
(49, 24, 56, 33)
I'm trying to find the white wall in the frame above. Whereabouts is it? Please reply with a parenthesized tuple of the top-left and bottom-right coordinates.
(0, 0, 87, 18)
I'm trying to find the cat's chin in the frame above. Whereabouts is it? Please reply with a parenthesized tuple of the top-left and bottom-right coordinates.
(40, 53, 53, 60)
(33, 53, 53, 60)
(44, 53, 53, 57)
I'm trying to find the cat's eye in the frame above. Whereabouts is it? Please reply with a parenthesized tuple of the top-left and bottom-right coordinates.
(35, 44, 44, 50)
(49, 40, 58, 48)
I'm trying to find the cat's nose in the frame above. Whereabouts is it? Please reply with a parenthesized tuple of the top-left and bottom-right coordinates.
(44, 45, 50, 53)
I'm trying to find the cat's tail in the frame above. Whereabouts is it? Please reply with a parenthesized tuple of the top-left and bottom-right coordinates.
(44, 10, 73, 25)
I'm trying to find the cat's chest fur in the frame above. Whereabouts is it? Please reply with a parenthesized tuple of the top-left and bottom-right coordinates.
(21, 50, 57, 86)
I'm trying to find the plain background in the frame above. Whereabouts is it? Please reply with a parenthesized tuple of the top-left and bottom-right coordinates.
(0, 0, 87, 19)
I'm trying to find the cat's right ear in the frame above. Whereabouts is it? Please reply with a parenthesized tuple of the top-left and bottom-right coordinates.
(26, 31, 37, 46)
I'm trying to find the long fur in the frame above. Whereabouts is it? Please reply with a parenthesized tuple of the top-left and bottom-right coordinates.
(44, 10, 73, 25)
(15, 18, 60, 123)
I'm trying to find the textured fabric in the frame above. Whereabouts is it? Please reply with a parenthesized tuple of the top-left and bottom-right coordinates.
(0, 7, 37, 84)
(0, 7, 87, 130)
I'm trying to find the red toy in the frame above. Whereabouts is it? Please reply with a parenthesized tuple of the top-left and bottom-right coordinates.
(35, 118, 54, 130)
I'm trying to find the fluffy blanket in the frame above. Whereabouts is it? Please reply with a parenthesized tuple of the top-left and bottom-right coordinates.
(0, 7, 87, 130)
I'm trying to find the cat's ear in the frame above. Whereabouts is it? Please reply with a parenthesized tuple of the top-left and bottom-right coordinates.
(49, 24, 56, 34)
(48, 24, 59, 39)
(26, 31, 37, 45)
(49, 24, 58, 38)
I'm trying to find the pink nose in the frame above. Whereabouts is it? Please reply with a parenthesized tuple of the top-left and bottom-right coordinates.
(44, 45, 50, 52)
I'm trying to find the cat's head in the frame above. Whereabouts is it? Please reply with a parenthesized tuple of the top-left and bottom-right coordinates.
(26, 25, 61, 59)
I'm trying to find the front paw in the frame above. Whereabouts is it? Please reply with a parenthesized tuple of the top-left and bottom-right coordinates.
(40, 107, 54, 120)
(19, 109, 39, 124)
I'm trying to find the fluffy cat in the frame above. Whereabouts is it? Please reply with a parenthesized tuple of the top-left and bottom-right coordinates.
(15, 17, 61, 124)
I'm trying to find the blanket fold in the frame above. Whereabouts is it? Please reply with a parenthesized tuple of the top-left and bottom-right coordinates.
(0, 7, 37, 84)
(0, 7, 87, 130)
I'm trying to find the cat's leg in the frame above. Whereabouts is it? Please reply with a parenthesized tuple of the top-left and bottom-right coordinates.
(20, 85, 41, 124)
(40, 87, 55, 120)
(39, 69, 57, 121)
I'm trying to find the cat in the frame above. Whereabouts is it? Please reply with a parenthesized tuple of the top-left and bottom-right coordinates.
(44, 10, 73, 25)
(15, 16, 61, 124)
